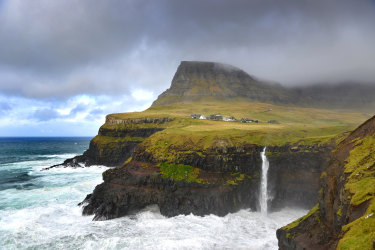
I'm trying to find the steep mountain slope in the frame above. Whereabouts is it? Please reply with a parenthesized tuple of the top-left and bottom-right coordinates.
(153, 61, 296, 106)
(154, 61, 375, 111)
(277, 115, 375, 249)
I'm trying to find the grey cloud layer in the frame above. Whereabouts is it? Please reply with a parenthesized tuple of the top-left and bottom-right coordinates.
(0, 0, 375, 99)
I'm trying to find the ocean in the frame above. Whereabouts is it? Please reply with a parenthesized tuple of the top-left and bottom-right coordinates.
(0, 137, 306, 250)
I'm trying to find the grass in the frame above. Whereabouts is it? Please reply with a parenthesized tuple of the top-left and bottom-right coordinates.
(158, 162, 248, 185)
(281, 203, 320, 231)
(96, 100, 370, 166)
(336, 135, 375, 249)
(338, 200, 375, 250)
(110, 100, 367, 124)
(226, 173, 245, 185)
(104, 100, 368, 149)
(344, 136, 375, 206)
(159, 162, 203, 183)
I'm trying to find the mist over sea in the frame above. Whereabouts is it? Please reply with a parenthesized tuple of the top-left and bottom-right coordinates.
(0, 137, 306, 250)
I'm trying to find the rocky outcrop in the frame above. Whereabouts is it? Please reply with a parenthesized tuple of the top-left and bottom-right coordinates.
(277, 115, 375, 249)
(45, 116, 174, 169)
(80, 140, 332, 220)
(105, 116, 174, 125)
(80, 160, 258, 220)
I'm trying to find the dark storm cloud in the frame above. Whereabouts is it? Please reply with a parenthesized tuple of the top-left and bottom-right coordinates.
(0, 0, 374, 99)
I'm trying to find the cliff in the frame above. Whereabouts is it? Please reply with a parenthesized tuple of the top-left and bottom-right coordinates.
(47, 61, 371, 224)
(277, 115, 375, 250)
(46, 116, 174, 169)
(80, 137, 331, 220)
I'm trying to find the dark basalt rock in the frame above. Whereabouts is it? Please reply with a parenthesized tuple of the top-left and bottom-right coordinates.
(44, 137, 141, 169)
(267, 145, 332, 210)
(81, 161, 258, 220)
(80, 143, 332, 220)
(44, 118, 170, 169)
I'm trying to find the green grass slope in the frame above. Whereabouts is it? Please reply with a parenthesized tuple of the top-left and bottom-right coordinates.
(106, 100, 369, 150)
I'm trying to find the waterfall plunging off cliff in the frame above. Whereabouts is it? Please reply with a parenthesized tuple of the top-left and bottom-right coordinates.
(260, 147, 269, 215)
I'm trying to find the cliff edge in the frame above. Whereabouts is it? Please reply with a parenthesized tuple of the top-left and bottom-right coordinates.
(277, 115, 375, 249)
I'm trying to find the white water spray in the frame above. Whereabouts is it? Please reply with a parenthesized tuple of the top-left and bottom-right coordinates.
(259, 147, 269, 215)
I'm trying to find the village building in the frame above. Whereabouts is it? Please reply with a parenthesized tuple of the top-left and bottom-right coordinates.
(240, 118, 254, 123)
(208, 114, 223, 121)
(190, 114, 201, 119)
(223, 116, 236, 122)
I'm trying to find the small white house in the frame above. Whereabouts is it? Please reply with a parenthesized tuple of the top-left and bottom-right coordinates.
(223, 116, 236, 122)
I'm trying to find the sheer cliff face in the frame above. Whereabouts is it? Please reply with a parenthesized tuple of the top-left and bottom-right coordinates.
(277, 115, 375, 250)
(80, 136, 330, 220)
(152, 61, 296, 106)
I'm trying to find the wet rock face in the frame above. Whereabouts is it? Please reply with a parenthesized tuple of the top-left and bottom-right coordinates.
(135, 143, 331, 210)
(267, 146, 332, 210)
(277, 115, 375, 250)
(81, 161, 258, 220)
(133, 144, 264, 174)
(81, 143, 331, 220)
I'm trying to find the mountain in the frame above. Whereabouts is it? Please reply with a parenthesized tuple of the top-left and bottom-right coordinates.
(153, 61, 375, 111)
(153, 61, 296, 106)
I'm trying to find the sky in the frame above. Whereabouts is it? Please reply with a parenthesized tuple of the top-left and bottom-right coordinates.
(0, 0, 374, 136)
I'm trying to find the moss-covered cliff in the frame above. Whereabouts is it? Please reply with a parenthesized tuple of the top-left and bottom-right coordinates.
(80, 133, 331, 220)
(277, 115, 375, 250)
(76, 107, 345, 220)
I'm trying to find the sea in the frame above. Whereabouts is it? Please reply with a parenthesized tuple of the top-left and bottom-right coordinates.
(0, 137, 307, 250)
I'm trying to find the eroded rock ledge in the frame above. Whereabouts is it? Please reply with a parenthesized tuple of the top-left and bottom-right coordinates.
(44, 116, 174, 169)
(80, 141, 332, 220)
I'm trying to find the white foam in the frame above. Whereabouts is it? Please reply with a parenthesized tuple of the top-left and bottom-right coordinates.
(41, 154, 78, 159)
(0, 156, 307, 250)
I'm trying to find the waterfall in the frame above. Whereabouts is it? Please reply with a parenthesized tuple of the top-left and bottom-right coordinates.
(259, 147, 269, 215)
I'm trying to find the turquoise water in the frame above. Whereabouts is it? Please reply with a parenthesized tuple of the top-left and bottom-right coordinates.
(0, 137, 306, 250)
